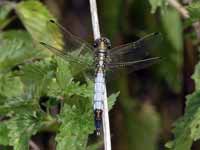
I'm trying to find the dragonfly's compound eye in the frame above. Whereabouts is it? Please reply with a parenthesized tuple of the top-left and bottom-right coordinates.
(101, 37, 111, 49)
(107, 42, 111, 49)
(105, 38, 111, 49)
(93, 40, 98, 48)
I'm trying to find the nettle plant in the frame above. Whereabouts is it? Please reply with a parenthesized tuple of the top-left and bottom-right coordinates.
(0, 1, 118, 150)
(149, 1, 200, 150)
(1, 0, 200, 150)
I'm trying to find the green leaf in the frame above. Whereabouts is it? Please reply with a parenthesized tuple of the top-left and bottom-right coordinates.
(0, 122, 10, 145)
(16, 0, 93, 69)
(15, 0, 62, 49)
(185, 2, 200, 27)
(192, 61, 200, 90)
(0, 30, 43, 73)
(0, 73, 23, 98)
(19, 59, 55, 98)
(0, 3, 12, 20)
(161, 8, 183, 51)
(64, 81, 94, 99)
(55, 58, 73, 90)
(55, 76, 94, 150)
(167, 92, 200, 150)
(157, 8, 183, 93)
(148, 0, 167, 13)
(0, 2, 14, 29)
(55, 80, 119, 150)
(167, 63, 200, 149)
(8, 111, 45, 150)
(56, 104, 94, 150)
(0, 96, 38, 115)
(168, 63, 200, 150)
(108, 92, 120, 110)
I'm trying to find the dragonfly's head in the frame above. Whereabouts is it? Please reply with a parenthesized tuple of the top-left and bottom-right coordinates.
(93, 37, 111, 50)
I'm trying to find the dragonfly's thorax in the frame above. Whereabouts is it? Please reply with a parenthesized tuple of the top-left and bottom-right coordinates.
(93, 37, 111, 50)
(94, 37, 111, 74)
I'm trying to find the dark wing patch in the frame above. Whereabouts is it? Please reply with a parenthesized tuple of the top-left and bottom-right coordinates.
(108, 32, 162, 63)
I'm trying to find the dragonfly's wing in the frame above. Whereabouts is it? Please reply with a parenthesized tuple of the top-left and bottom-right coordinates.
(40, 20, 94, 69)
(40, 42, 93, 67)
(107, 57, 160, 72)
(108, 32, 162, 63)
(46, 20, 93, 54)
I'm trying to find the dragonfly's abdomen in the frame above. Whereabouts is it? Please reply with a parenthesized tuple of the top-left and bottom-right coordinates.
(93, 46, 107, 135)
(94, 71, 105, 135)
(94, 72, 105, 110)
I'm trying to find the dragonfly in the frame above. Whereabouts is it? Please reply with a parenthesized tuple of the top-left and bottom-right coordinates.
(40, 20, 162, 136)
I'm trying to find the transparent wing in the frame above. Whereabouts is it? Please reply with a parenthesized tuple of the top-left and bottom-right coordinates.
(108, 32, 162, 63)
(107, 57, 160, 72)
(46, 20, 93, 53)
(40, 42, 93, 68)
(40, 20, 94, 68)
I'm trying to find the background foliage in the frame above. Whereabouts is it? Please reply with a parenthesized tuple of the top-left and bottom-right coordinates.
(0, 0, 200, 150)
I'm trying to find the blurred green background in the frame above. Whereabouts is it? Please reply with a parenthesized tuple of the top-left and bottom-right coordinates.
(0, 0, 200, 150)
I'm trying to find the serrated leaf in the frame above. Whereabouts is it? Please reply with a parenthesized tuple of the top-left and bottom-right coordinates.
(167, 92, 200, 149)
(55, 57, 73, 90)
(0, 30, 43, 73)
(19, 59, 55, 98)
(8, 111, 45, 150)
(0, 73, 23, 98)
(185, 2, 200, 27)
(64, 81, 94, 98)
(56, 104, 94, 150)
(55, 79, 94, 150)
(0, 96, 37, 115)
(166, 61, 200, 150)
(55, 80, 119, 150)
(15, 0, 62, 49)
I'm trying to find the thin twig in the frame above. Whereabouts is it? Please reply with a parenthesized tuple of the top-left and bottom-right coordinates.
(29, 140, 40, 150)
(89, 0, 100, 39)
(168, 0, 190, 18)
(168, 0, 200, 40)
(89, 0, 112, 150)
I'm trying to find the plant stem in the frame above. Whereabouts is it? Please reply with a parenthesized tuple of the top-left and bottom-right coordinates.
(168, 0, 190, 18)
(89, 0, 112, 150)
